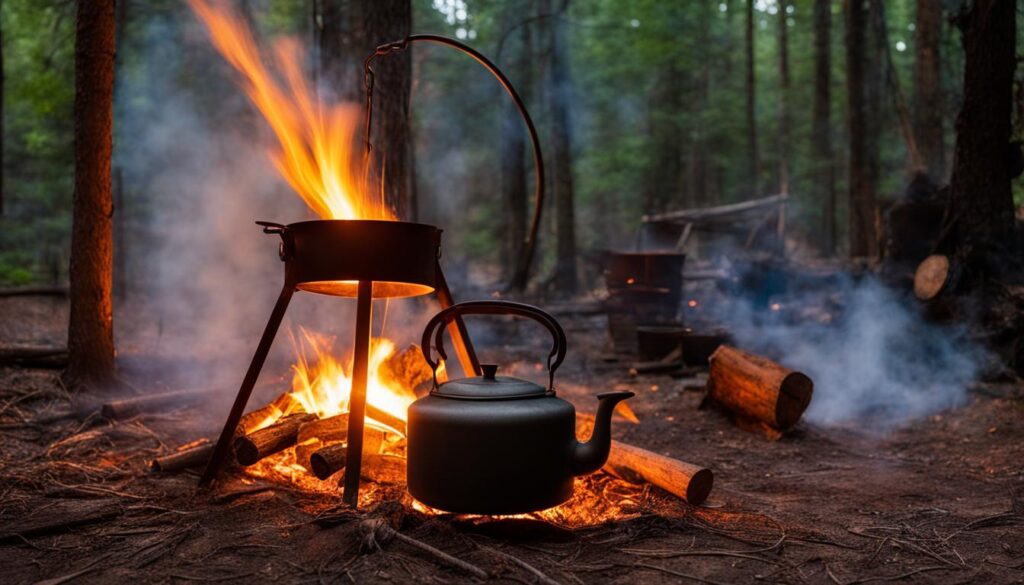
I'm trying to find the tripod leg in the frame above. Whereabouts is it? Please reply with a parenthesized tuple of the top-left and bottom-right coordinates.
(199, 284, 295, 486)
(342, 280, 373, 507)
(434, 262, 481, 377)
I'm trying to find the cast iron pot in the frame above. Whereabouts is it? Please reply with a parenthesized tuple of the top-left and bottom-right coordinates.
(407, 300, 634, 515)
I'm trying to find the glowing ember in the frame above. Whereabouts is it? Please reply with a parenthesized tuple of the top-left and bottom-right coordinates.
(188, 0, 392, 221)
(687, 299, 699, 308)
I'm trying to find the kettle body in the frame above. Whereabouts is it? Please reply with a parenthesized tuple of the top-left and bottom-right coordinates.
(407, 301, 633, 515)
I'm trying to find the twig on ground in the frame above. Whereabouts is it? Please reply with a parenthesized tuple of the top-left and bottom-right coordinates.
(360, 518, 488, 579)
(479, 544, 563, 585)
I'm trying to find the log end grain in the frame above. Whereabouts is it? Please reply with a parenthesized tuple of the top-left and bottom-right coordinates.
(914, 254, 950, 301)
(685, 467, 714, 505)
(776, 371, 814, 430)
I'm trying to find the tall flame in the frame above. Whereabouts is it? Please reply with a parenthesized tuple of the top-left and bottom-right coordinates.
(288, 328, 416, 430)
(188, 0, 393, 220)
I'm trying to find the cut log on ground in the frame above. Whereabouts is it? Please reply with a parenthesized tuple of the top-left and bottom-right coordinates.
(101, 388, 210, 420)
(707, 345, 813, 434)
(605, 440, 714, 505)
(0, 346, 68, 368)
(0, 498, 122, 542)
(914, 254, 959, 301)
(149, 439, 213, 473)
(577, 413, 712, 504)
(234, 413, 316, 466)
(308, 431, 384, 480)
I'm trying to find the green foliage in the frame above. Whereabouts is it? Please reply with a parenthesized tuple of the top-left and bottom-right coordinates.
(0, 0, 75, 284)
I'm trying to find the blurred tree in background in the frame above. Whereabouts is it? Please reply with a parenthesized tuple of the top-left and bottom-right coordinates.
(0, 0, 1017, 290)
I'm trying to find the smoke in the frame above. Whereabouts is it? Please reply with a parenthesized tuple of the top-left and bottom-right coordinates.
(706, 272, 986, 429)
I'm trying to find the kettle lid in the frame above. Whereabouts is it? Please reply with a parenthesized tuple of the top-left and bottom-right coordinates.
(432, 364, 551, 400)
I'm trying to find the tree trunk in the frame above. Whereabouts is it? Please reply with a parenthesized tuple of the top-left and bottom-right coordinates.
(844, 0, 878, 259)
(545, 0, 577, 293)
(744, 0, 759, 197)
(66, 0, 117, 389)
(942, 0, 1016, 259)
(317, 0, 411, 218)
(812, 0, 835, 255)
(644, 65, 684, 213)
(686, 0, 711, 207)
(777, 0, 790, 196)
(500, 0, 532, 282)
(360, 0, 412, 219)
(914, 0, 943, 180)
(0, 0, 5, 217)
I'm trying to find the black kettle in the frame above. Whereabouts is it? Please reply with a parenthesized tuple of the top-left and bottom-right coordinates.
(407, 300, 634, 515)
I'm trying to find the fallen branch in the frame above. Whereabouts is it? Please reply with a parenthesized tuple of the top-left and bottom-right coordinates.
(0, 346, 68, 369)
(0, 499, 122, 542)
(101, 388, 210, 420)
(361, 518, 488, 579)
(0, 285, 68, 297)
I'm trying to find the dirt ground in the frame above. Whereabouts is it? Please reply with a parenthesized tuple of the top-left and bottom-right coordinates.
(1, 294, 1022, 584)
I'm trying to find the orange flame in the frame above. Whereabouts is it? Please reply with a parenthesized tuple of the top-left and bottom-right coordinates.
(188, 0, 392, 221)
(289, 328, 416, 431)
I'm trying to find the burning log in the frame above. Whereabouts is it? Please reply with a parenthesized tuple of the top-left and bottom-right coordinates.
(605, 440, 713, 505)
(234, 413, 316, 466)
(237, 392, 305, 431)
(308, 431, 384, 480)
(359, 453, 406, 485)
(365, 404, 407, 436)
(707, 345, 813, 435)
(101, 388, 210, 420)
(381, 343, 436, 393)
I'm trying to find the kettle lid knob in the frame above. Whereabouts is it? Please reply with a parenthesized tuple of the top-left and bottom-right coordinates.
(481, 364, 499, 380)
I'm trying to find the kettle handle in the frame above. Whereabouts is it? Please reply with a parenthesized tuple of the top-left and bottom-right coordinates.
(421, 300, 567, 392)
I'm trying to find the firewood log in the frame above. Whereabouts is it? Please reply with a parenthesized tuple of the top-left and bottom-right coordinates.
(101, 388, 210, 419)
(359, 453, 406, 485)
(381, 343, 435, 394)
(236, 392, 304, 433)
(576, 413, 713, 504)
(234, 413, 316, 465)
(707, 345, 813, 434)
(365, 404, 407, 436)
(0, 346, 68, 368)
(914, 254, 957, 301)
(149, 440, 213, 473)
(605, 440, 714, 505)
(308, 431, 384, 480)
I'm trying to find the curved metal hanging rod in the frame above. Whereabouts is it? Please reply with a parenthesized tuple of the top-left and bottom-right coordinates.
(363, 34, 543, 289)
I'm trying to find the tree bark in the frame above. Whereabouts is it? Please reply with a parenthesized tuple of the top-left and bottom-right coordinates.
(66, 0, 117, 389)
(844, 0, 879, 259)
(776, 0, 790, 196)
(812, 0, 835, 254)
(744, 0, 759, 197)
(360, 0, 412, 219)
(942, 0, 1016, 258)
(0, 0, 5, 217)
(914, 0, 944, 180)
(316, 0, 411, 218)
(544, 0, 577, 292)
(500, 1, 532, 282)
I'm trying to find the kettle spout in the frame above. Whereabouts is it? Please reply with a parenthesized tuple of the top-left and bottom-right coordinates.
(571, 391, 635, 475)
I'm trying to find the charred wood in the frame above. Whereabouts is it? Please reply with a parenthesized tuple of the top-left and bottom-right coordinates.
(101, 388, 210, 419)
(234, 413, 316, 466)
